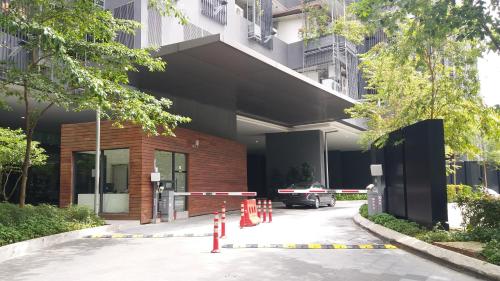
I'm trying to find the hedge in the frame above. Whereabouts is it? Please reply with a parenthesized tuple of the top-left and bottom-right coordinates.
(359, 193, 500, 265)
(0, 203, 104, 246)
(336, 193, 368, 201)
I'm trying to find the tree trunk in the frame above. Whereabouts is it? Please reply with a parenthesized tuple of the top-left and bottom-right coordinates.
(483, 161, 488, 189)
(19, 81, 32, 208)
(18, 132, 32, 208)
(453, 155, 457, 185)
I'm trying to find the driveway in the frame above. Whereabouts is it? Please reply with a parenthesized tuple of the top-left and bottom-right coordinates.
(0, 201, 482, 281)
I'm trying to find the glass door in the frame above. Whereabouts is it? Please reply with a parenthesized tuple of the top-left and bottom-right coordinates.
(154, 151, 187, 212)
(174, 153, 187, 212)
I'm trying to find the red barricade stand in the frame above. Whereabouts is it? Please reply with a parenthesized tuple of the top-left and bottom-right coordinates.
(239, 199, 260, 227)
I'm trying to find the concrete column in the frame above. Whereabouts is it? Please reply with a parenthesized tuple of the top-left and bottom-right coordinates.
(265, 130, 325, 198)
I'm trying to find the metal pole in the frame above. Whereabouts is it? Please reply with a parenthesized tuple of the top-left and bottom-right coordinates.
(94, 107, 100, 215)
(152, 182, 158, 224)
(325, 131, 329, 189)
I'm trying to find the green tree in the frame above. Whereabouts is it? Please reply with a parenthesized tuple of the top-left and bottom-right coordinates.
(477, 105, 500, 187)
(346, 23, 484, 158)
(350, 0, 500, 52)
(0, 127, 47, 202)
(0, 0, 190, 207)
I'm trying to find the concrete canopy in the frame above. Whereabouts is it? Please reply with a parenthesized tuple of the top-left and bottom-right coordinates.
(131, 34, 357, 127)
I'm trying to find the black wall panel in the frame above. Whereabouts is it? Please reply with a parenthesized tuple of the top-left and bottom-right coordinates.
(384, 134, 407, 218)
(377, 120, 448, 228)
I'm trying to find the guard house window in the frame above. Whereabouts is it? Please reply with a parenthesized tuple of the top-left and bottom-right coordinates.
(201, 0, 228, 25)
(74, 148, 130, 213)
(154, 151, 187, 212)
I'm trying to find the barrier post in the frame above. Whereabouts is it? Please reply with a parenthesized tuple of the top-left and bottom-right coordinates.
(257, 200, 261, 219)
(211, 212, 220, 253)
(220, 201, 226, 239)
(239, 201, 244, 229)
(262, 199, 267, 223)
(268, 199, 272, 223)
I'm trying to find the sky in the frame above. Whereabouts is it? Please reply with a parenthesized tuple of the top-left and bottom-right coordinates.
(478, 52, 500, 106)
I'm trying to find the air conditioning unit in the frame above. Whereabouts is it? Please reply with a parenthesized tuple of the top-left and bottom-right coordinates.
(235, 5, 244, 17)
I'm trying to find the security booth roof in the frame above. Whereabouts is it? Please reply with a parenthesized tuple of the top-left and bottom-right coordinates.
(130, 34, 357, 127)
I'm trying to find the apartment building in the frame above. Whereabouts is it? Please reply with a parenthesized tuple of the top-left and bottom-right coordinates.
(0, 0, 375, 222)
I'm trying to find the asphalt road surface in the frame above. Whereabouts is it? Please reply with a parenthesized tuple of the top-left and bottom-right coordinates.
(0, 201, 484, 281)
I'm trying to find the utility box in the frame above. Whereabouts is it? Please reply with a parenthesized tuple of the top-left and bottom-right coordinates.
(368, 164, 385, 216)
(367, 184, 383, 216)
(159, 188, 175, 222)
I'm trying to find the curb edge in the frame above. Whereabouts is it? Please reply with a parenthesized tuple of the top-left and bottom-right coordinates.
(353, 213, 500, 281)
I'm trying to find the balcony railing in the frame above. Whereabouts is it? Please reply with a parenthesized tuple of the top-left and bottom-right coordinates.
(0, 0, 28, 79)
(113, 1, 135, 48)
(247, 0, 273, 49)
(201, 0, 227, 25)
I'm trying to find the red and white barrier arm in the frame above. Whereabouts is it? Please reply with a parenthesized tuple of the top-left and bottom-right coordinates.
(277, 189, 329, 194)
(277, 189, 367, 194)
(332, 189, 367, 194)
(174, 192, 257, 196)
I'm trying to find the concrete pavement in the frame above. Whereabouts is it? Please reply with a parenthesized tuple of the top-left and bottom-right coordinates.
(0, 201, 484, 281)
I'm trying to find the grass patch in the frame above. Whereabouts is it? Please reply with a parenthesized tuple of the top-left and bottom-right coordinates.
(336, 193, 368, 201)
(0, 203, 104, 246)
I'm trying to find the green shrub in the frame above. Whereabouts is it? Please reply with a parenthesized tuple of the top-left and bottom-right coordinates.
(457, 193, 500, 230)
(369, 213, 424, 237)
(483, 240, 500, 265)
(447, 184, 473, 203)
(336, 193, 368, 201)
(416, 224, 455, 243)
(359, 204, 368, 218)
(0, 203, 104, 247)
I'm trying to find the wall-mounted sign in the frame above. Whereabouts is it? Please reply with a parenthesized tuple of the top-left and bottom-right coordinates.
(150, 172, 161, 182)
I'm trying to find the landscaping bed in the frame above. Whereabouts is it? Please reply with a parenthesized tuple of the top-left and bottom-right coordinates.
(359, 192, 500, 266)
(0, 203, 104, 246)
(335, 193, 367, 201)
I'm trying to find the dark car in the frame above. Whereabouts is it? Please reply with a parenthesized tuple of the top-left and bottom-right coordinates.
(279, 182, 336, 209)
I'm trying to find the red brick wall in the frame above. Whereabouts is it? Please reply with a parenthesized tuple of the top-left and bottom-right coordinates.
(60, 122, 144, 219)
(60, 121, 247, 223)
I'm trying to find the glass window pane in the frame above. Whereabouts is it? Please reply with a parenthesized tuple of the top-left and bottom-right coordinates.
(174, 172, 186, 212)
(174, 153, 186, 172)
(102, 149, 129, 213)
(155, 151, 173, 181)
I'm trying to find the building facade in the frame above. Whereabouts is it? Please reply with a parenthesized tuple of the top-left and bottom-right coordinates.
(0, 0, 377, 222)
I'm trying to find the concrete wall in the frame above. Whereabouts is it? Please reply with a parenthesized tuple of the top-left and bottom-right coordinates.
(112, 0, 301, 69)
(274, 15, 304, 44)
(265, 130, 325, 197)
(165, 94, 237, 140)
(328, 150, 371, 189)
(247, 154, 267, 197)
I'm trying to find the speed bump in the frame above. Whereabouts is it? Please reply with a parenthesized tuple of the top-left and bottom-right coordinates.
(84, 233, 213, 239)
(221, 243, 397, 249)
